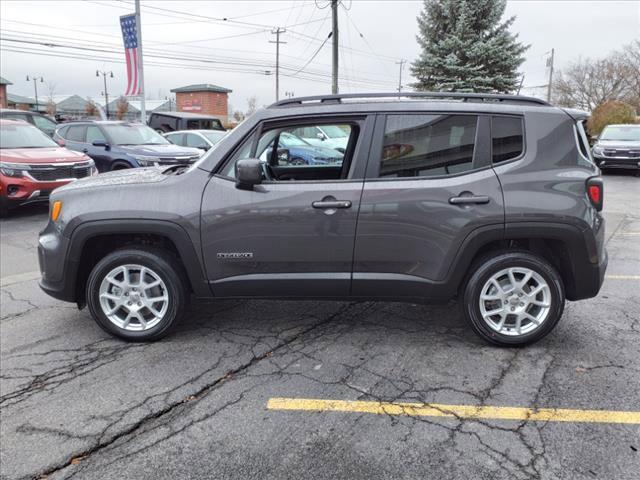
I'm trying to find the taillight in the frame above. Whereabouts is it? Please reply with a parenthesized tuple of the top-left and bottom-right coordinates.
(586, 177, 603, 211)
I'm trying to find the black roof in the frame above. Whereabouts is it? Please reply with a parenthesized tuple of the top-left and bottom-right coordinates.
(150, 111, 221, 119)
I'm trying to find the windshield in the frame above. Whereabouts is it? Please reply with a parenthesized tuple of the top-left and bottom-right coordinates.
(0, 123, 59, 149)
(201, 131, 226, 144)
(280, 132, 311, 147)
(102, 124, 169, 146)
(600, 125, 640, 141)
(320, 125, 348, 138)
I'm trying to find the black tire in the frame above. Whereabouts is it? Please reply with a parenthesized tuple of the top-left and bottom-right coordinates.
(0, 198, 9, 218)
(86, 247, 188, 341)
(111, 161, 132, 171)
(462, 251, 565, 347)
(290, 157, 306, 166)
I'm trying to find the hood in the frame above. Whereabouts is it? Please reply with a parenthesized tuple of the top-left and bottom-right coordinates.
(595, 139, 640, 149)
(118, 144, 201, 158)
(0, 147, 90, 164)
(55, 166, 168, 194)
(294, 145, 343, 158)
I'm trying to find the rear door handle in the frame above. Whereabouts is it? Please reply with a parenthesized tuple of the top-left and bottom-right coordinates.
(449, 195, 490, 205)
(312, 200, 352, 209)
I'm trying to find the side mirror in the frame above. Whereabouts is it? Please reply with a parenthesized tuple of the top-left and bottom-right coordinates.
(276, 148, 290, 165)
(92, 139, 108, 148)
(235, 158, 262, 190)
(56, 138, 66, 147)
(316, 132, 326, 141)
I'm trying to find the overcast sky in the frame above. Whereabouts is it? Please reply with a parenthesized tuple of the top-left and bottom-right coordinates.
(1, 0, 638, 111)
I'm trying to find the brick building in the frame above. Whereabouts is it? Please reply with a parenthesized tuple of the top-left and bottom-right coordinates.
(170, 84, 232, 123)
(0, 76, 12, 108)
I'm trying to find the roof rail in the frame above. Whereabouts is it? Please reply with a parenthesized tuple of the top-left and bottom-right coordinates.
(269, 92, 551, 108)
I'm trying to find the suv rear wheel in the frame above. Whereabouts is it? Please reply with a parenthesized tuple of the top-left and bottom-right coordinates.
(463, 251, 565, 346)
(86, 247, 188, 341)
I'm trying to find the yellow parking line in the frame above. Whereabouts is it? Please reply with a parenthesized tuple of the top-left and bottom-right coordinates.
(605, 275, 640, 280)
(267, 398, 640, 425)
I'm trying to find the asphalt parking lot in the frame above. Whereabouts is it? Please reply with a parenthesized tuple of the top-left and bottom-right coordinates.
(1, 172, 638, 480)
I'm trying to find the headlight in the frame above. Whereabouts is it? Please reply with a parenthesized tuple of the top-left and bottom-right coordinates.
(131, 155, 159, 167)
(592, 145, 604, 155)
(0, 161, 29, 178)
(85, 158, 99, 176)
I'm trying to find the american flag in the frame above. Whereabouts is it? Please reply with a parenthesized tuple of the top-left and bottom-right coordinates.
(120, 14, 141, 96)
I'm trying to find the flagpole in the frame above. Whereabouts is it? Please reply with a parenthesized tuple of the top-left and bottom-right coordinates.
(135, 0, 146, 123)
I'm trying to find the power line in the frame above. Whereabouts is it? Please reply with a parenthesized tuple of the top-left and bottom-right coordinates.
(289, 32, 332, 77)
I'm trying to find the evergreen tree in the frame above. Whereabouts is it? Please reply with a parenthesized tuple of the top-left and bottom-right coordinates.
(411, 0, 528, 93)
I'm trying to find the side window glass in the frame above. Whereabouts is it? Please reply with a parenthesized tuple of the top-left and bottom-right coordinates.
(186, 133, 208, 148)
(492, 116, 524, 163)
(220, 123, 357, 181)
(86, 126, 105, 143)
(166, 133, 183, 145)
(380, 114, 477, 178)
(66, 125, 87, 142)
(33, 116, 56, 134)
(219, 132, 257, 178)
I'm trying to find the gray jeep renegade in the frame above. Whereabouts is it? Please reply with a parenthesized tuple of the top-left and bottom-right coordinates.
(38, 92, 607, 346)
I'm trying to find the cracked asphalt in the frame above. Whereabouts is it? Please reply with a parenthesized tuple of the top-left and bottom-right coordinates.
(1, 173, 639, 480)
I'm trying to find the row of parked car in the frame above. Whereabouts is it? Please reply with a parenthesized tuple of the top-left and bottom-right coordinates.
(0, 109, 353, 215)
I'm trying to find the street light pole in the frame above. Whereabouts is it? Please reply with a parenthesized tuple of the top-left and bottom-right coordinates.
(26, 75, 43, 112)
(97, 70, 114, 119)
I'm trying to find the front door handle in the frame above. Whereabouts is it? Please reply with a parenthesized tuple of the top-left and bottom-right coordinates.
(82, 148, 89, 153)
(312, 200, 352, 209)
(449, 195, 490, 205)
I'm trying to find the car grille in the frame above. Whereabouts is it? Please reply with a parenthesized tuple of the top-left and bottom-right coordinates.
(603, 149, 640, 158)
(27, 162, 93, 181)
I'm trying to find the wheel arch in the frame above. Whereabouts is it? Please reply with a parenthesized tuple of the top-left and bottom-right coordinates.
(67, 220, 210, 307)
(449, 222, 598, 301)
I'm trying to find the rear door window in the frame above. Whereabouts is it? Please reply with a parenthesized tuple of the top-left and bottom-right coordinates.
(491, 116, 524, 163)
(65, 125, 87, 142)
(378, 114, 478, 178)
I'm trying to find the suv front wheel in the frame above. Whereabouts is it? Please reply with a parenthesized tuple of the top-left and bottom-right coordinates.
(86, 247, 188, 341)
(463, 251, 565, 346)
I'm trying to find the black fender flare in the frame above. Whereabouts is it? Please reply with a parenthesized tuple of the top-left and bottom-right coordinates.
(66, 219, 211, 299)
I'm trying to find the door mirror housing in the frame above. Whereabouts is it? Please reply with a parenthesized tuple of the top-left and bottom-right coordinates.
(276, 148, 290, 165)
(235, 158, 262, 190)
(92, 139, 108, 148)
(316, 132, 326, 141)
(56, 138, 66, 147)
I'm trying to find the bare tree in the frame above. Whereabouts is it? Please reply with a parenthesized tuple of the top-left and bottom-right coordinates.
(553, 43, 637, 112)
(116, 96, 129, 120)
(233, 110, 245, 122)
(45, 81, 57, 117)
(85, 98, 98, 118)
(245, 96, 258, 117)
(621, 40, 640, 111)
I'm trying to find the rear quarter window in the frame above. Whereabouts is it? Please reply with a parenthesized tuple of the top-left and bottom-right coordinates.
(491, 116, 524, 163)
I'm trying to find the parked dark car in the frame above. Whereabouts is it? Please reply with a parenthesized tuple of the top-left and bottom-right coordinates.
(148, 112, 225, 133)
(39, 92, 606, 346)
(591, 124, 640, 173)
(53, 121, 201, 171)
(0, 108, 58, 137)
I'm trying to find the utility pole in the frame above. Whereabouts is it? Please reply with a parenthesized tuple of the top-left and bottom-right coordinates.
(395, 59, 406, 96)
(135, 0, 146, 122)
(97, 70, 114, 119)
(26, 75, 43, 112)
(331, 0, 339, 94)
(270, 27, 286, 102)
(546, 48, 554, 103)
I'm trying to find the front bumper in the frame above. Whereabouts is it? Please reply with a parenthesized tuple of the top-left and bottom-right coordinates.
(0, 176, 69, 209)
(38, 221, 78, 303)
(592, 154, 640, 170)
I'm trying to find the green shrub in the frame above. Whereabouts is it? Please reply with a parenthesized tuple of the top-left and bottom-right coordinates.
(587, 100, 637, 137)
